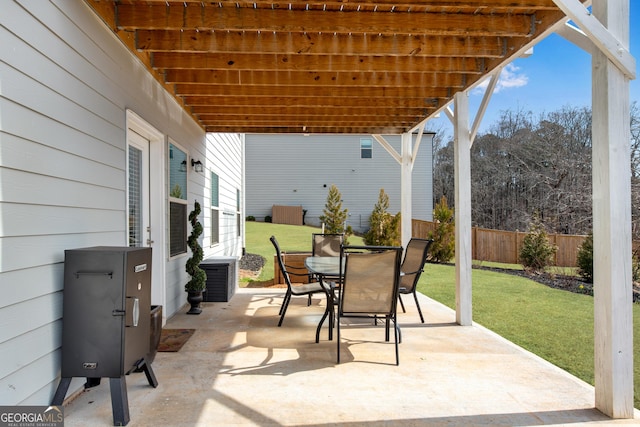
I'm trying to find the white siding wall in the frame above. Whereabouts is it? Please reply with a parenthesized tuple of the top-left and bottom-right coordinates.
(245, 134, 433, 232)
(204, 133, 244, 256)
(0, 0, 242, 405)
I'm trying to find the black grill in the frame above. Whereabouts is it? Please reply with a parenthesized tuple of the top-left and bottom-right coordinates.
(52, 246, 158, 426)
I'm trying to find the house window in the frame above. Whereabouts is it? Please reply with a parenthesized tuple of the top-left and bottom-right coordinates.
(360, 138, 372, 159)
(236, 189, 241, 237)
(211, 171, 220, 245)
(169, 142, 188, 257)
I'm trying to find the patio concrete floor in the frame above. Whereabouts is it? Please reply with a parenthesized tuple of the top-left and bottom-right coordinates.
(61, 287, 640, 426)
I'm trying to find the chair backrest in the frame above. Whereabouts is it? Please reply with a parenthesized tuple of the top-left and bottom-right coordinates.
(339, 245, 403, 315)
(312, 233, 344, 257)
(399, 238, 434, 291)
(270, 235, 293, 289)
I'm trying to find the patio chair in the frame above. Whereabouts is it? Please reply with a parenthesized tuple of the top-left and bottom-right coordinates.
(336, 245, 403, 365)
(312, 233, 344, 257)
(398, 238, 433, 323)
(270, 236, 331, 331)
(310, 233, 345, 293)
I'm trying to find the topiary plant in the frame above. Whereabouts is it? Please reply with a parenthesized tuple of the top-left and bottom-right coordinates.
(185, 200, 206, 293)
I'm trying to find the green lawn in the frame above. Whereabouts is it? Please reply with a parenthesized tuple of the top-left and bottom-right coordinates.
(421, 261, 640, 410)
(243, 221, 364, 283)
(244, 221, 639, 408)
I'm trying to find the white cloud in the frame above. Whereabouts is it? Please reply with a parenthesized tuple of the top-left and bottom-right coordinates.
(472, 63, 528, 95)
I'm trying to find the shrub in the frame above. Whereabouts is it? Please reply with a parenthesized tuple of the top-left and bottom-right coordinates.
(576, 232, 593, 283)
(264, 215, 272, 223)
(428, 196, 455, 263)
(519, 214, 557, 271)
(364, 189, 401, 246)
(319, 184, 352, 242)
(246, 215, 256, 221)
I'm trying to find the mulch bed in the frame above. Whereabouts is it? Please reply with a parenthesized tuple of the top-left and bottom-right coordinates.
(472, 264, 594, 296)
(473, 264, 640, 302)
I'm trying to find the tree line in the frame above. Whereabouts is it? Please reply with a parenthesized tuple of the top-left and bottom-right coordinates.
(431, 102, 640, 240)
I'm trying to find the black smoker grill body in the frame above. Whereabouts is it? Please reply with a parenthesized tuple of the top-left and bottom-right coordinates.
(52, 246, 158, 426)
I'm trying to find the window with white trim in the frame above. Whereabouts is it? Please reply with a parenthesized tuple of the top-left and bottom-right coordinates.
(360, 138, 372, 159)
(236, 189, 241, 237)
(169, 142, 188, 257)
(211, 171, 220, 245)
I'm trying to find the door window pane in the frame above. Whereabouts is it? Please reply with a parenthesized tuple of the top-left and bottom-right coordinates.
(128, 146, 142, 247)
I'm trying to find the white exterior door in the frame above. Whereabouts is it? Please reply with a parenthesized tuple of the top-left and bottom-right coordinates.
(126, 110, 166, 313)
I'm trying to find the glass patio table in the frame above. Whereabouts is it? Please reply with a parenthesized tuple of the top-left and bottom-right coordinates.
(304, 256, 343, 279)
(305, 256, 344, 342)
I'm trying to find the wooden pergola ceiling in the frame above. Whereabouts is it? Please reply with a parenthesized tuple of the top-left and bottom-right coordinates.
(86, 0, 583, 134)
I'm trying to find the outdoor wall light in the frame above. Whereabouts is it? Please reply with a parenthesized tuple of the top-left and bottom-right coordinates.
(191, 159, 204, 172)
(179, 160, 187, 172)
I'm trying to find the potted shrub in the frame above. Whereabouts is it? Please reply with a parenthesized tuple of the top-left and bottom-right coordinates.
(185, 200, 207, 314)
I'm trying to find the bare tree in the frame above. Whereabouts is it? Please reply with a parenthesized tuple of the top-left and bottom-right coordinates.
(433, 105, 595, 235)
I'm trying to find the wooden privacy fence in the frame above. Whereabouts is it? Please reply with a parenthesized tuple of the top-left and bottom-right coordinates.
(272, 205, 303, 226)
(271, 223, 587, 285)
(412, 219, 587, 267)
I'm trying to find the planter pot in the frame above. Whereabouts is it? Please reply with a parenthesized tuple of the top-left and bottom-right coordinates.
(186, 291, 204, 315)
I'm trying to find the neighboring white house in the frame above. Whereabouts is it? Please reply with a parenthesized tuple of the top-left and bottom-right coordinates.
(245, 133, 434, 233)
(0, 1, 243, 405)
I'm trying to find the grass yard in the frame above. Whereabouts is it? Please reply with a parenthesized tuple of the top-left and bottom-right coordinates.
(422, 260, 640, 410)
(244, 221, 639, 408)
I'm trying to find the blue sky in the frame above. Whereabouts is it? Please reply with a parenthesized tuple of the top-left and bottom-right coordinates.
(427, 3, 640, 137)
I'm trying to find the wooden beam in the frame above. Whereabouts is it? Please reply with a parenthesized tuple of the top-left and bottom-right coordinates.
(131, 0, 562, 11)
(553, 0, 635, 78)
(117, 5, 534, 37)
(164, 69, 467, 88)
(137, 30, 508, 58)
(199, 117, 420, 126)
(470, 68, 502, 144)
(174, 83, 450, 98)
(556, 22, 596, 55)
(205, 125, 409, 133)
(193, 106, 431, 116)
(152, 52, 484, 73)
(185, 96, 441, 109)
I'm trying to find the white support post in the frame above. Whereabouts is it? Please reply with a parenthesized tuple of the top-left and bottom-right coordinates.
(400, 132, 413, 249)
(453, 92, 472, 326)
(373, 132, 421, 250)
(592, 0, 634, 418)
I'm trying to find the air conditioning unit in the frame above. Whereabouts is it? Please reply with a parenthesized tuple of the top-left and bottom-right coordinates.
(200, 256, 237, 302)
